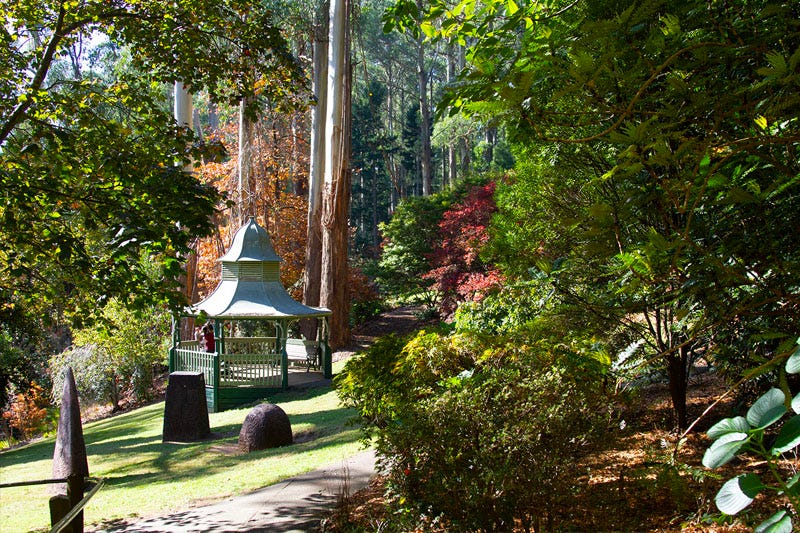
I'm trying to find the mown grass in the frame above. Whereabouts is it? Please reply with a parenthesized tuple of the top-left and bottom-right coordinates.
(0, 375, 363, 532)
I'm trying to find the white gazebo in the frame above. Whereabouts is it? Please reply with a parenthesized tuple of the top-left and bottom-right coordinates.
(169, 217, 332, 412)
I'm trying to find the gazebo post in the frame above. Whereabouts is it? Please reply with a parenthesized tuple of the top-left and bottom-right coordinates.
(322, 317, 332, 379)
(169, 315, 179, 373)
(276, 321, 289, 390)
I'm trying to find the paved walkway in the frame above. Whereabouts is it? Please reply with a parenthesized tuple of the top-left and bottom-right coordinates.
(96, 449, 377, 532)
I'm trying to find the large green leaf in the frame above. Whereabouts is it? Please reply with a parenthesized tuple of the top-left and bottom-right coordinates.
(787, 344, 800, 374)
(716, 473, 764, 515)
(702, 432, 748, 469)
(771, 415, 800, 454)
(785, 473, 800, 496)
(793, 392, 800, 415)
(754, 510, 793, 533)
(707, 416, 750, 440)
(747, 388, 787, 429)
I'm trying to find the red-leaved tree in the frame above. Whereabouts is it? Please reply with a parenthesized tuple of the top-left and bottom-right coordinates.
(424, 182, 504, 317)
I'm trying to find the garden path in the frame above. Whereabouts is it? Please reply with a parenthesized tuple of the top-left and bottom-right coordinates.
(96, 449, 376, 532)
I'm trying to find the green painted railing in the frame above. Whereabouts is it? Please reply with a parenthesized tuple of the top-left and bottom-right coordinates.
(173, 346, 217, 386)
(170, 335, 328, 411)
(220, 352, 282, 387)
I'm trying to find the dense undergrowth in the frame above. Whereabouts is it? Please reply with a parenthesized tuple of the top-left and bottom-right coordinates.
(327, 366, 796, 532)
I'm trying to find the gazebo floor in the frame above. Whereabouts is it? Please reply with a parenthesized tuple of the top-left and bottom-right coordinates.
(286, 367, 331, 389)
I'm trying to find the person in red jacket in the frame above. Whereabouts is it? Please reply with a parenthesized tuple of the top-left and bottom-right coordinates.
(202, 323, 216, 353)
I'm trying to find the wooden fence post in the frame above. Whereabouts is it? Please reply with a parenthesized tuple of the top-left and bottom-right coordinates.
(49, 494, 71, 532)
(67, 473, 84, 532)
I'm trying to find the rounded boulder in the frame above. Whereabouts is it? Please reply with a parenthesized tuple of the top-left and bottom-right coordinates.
(238, 403, 293, 452)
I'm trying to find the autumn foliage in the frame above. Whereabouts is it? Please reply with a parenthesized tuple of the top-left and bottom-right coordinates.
(191, 121, 310, 302)
(424, 181, 504, 316)
(2, 382, 49, 441)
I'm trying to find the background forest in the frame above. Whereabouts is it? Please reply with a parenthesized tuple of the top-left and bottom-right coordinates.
(2, 0, 800, 530)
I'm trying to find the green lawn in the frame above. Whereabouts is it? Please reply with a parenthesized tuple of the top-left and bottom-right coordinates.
(0, 378, 364, 532)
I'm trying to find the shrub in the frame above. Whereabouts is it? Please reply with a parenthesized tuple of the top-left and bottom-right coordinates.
(423, 181, 504, 317)
(336, 329, 617, 531)
(2, 382, 50, 441)
(348, 264, 383, 327)
(50, 300, 170, 411)
(50, 344, 118, 409)
(377, 194, 452, 303)
(453, 279, 553, 335)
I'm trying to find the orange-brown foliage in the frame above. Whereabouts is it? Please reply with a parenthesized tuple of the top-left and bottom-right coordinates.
(2, 382, 49, 441)
(191, 116, 310, 302)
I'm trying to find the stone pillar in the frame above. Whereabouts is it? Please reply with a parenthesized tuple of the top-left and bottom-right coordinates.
(162, 372, 210, 442)
(52, 367, 89, 532)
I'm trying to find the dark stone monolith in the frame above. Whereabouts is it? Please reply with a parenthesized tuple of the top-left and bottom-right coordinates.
(238, 403, 293, 452)
(52, 367, 89, 488)
(51, 367, 89, 532)
(162, 371, 210, 442)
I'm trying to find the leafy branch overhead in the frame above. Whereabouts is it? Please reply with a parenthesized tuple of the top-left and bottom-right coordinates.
(0, 0, 305, 324)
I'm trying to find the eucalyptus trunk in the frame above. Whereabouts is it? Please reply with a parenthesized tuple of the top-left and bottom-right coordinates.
(237, 97, 255, 225)
(415, 0, 432, 196)
(319, 0, 351, 347)
(416, 28, 432, 196)
(174, 81, 195, 340)
(302, 0, 329, 342)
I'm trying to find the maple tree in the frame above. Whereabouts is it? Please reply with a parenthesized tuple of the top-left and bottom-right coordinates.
(424, 181, 504, 317)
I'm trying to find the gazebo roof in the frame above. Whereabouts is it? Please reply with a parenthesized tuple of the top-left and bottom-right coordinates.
(188, 217, 331, 320)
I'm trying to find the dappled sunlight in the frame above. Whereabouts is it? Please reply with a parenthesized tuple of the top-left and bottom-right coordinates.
(1, 382, 362, 532)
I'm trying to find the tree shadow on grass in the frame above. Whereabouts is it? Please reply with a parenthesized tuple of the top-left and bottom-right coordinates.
(99, 429, 363, 492)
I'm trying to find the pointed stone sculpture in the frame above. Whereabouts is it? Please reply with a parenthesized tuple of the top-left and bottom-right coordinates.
(52, 367, 89, 489)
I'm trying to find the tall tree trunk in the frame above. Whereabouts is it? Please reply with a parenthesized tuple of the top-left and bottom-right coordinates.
(237, 97, 255, 225)
(320, 0, 351, 348)
(303, 0, 329, 321)
(291, 113, 305, 195)
(207, 101, 219, 131)
(415, 1, 432, 196)
(384, 58, 401, 208)
(174, 82, 193, 139)
(667, 345, 690, 430)
(174, 81, 194, 340)
(371, 170, 379, 257)
(446, 43, 457, 187)
(484, 126, 496, 166)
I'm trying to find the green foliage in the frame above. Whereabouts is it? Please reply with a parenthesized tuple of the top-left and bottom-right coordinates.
(407, 0, 800, 429)
(0, 327, 25, 399)
(0, 0, 304, 327)
(336, 329, 617, 530)
(377, 193, 452, 303)
(702, 344, 800, 532)
(454, 279, 551, 335)
(50, 299, 170, 410)
(0, 317, 53, 411)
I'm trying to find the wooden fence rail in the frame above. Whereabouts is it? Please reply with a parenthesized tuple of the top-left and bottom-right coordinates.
(0, 475, 105, 533)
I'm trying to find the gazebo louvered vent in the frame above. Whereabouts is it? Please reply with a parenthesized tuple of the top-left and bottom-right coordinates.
(169, 217, 332, 412)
